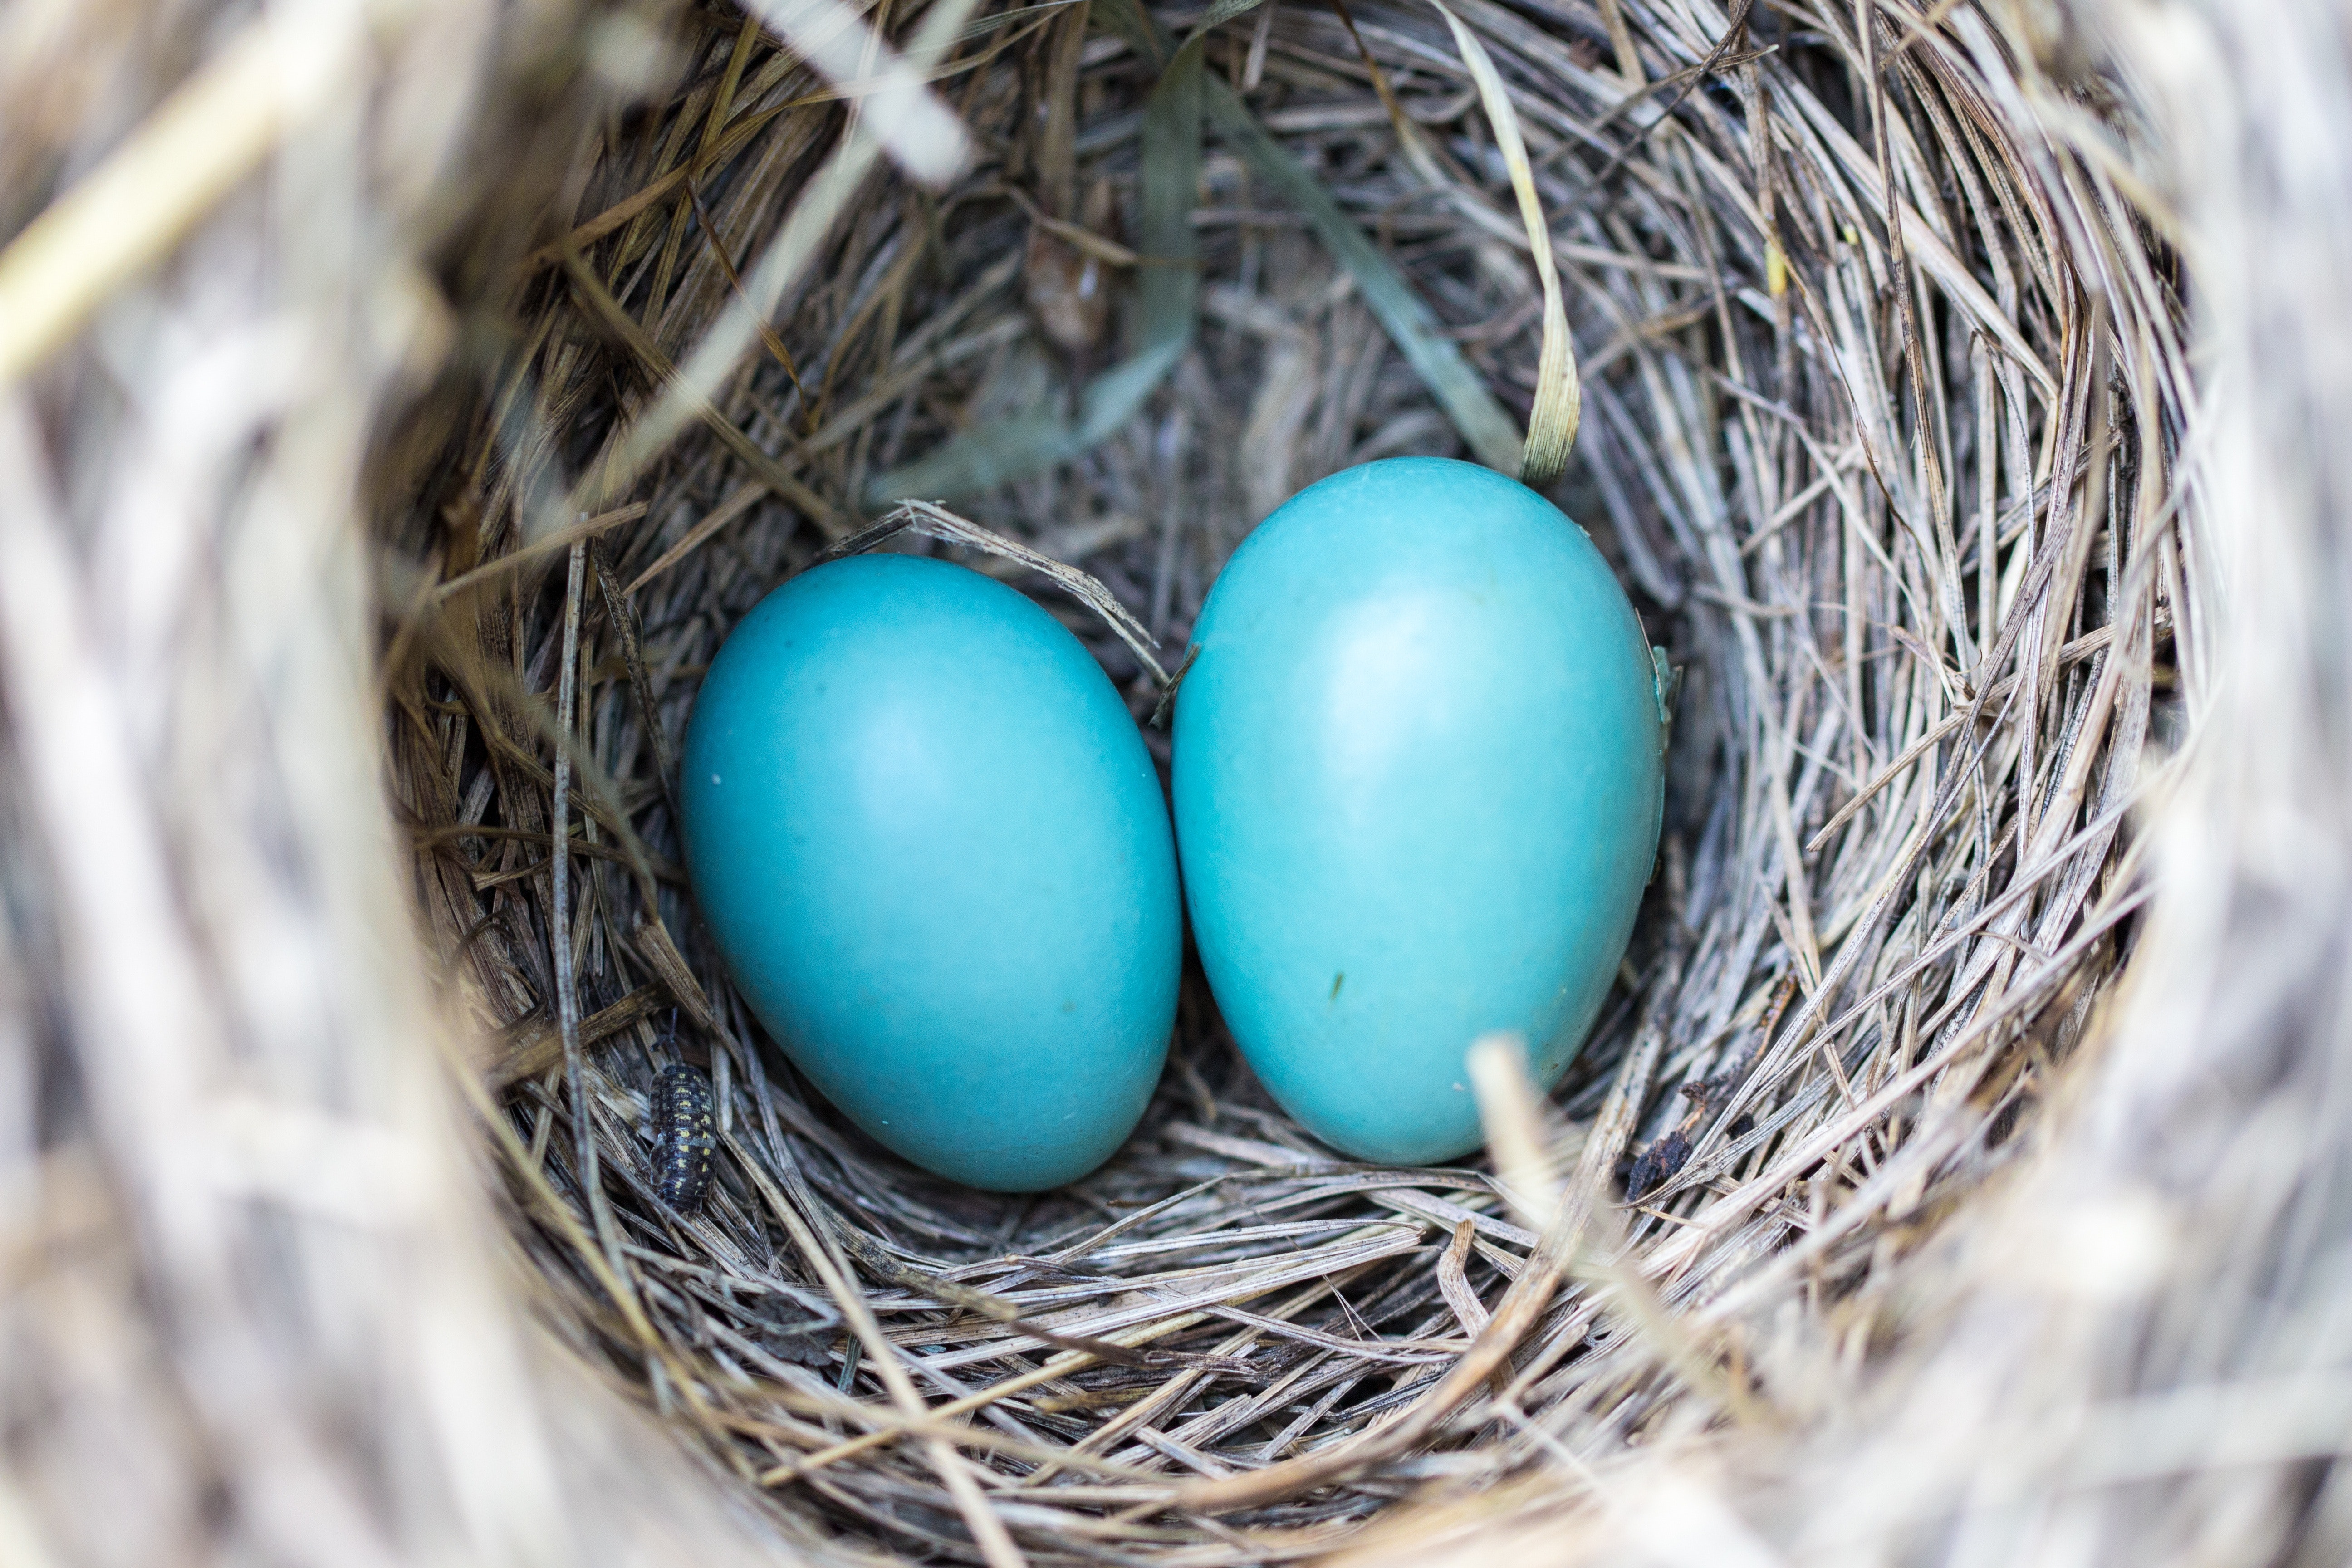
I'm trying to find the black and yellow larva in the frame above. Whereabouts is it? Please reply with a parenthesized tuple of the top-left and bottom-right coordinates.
(649, 1063, 715, 1212)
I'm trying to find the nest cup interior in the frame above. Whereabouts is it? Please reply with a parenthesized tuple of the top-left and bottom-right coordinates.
(384, 0, 2184, 1558)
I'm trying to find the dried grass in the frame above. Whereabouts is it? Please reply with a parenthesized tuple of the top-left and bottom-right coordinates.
(6, 0, 2313, 1562)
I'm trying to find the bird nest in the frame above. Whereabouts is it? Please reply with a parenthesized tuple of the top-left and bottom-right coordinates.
(371, 1, 2183, 1558)
(0, 0, 2190, 1563)
(376, 0, 2182, 1559)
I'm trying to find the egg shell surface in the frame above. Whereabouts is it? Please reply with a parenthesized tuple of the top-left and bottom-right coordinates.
(680, 554, 1181, 1192)
(1172, 457, 1664, 1165)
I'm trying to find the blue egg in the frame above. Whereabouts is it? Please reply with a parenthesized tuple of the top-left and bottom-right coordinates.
(1172, 457, 1664, 1165)
(680, 554, 1181, 1191)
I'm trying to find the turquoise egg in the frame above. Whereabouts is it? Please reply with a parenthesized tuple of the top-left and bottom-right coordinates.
(679, 554, 1181, 1191)
(1172, 457, 1664, 1165)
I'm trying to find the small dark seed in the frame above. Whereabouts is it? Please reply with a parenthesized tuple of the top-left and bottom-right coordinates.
(650, 1063, 716, 1211)
(1626, 1128, 1691, 1200)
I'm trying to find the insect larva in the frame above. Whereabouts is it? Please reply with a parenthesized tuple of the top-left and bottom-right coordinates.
(650, 1063, 716, 1211)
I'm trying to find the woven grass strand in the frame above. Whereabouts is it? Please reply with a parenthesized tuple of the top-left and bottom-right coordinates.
(0, 7, 358, 380)
(1423, 0, 1579, 481)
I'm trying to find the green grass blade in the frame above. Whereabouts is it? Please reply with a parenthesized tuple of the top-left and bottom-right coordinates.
(1200, 76, 1524, 473)
(873, 0, 1527, 503)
